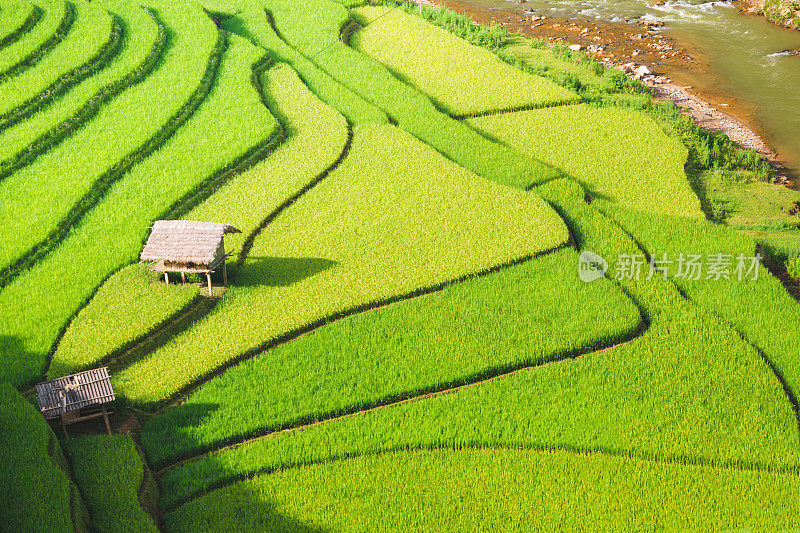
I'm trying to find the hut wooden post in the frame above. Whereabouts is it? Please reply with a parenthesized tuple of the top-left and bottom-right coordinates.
(223, 260, 228, 286)
(101, 405, 111, 435)
(206, 272, 212, 296)
(164, 271, 169, 285)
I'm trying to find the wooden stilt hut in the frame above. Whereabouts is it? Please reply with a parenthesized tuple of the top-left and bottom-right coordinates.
(140, 220, 241, 296)
(36, 368, 115, 436)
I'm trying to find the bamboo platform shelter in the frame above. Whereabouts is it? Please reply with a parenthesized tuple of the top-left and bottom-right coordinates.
(36, 368, 115, 436)
(140, 220, 241, 296)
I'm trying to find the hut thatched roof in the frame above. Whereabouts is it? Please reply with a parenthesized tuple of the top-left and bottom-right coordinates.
(140, 220, 241, 266)
(36, 368, 115, 419)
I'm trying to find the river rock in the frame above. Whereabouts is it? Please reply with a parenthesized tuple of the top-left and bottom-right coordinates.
(633, 65, 652, 79)
(569, 44, 582, 51)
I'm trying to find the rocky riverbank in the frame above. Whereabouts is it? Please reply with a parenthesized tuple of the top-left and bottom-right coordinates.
(739, 0, 800, 31)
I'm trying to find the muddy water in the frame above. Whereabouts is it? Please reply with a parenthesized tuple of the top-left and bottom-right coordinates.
(460, 0, 800, 183)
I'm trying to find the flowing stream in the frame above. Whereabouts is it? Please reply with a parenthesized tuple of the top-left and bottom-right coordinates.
(461, 0, 800, 182)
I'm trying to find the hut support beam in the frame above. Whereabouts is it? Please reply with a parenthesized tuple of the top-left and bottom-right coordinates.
(164, 271, 169, 285)
(206, 272, 212, 296)
(101, 405, 111, 435)
(223, 260, 228, 286)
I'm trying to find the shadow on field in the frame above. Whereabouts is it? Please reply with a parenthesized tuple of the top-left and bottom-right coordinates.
(154, 403, 325, 532)
(0, 335, 44, 390)
(235, 256, 338, 287)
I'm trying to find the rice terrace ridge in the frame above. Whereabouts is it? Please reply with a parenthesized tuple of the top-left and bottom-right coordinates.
(1, 0, 800, 530)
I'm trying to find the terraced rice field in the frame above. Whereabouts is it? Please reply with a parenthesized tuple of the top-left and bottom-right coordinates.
(1, 0, 799, 530)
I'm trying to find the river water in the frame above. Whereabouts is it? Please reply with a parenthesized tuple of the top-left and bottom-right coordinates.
(461, 0, 800, 182)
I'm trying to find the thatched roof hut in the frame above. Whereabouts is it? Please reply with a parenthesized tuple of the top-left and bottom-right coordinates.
(141, 220, 241, 295)
(36, 368, 115, 435)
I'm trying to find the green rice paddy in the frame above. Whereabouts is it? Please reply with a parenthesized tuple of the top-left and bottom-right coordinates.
(1, 0, 798, 530)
